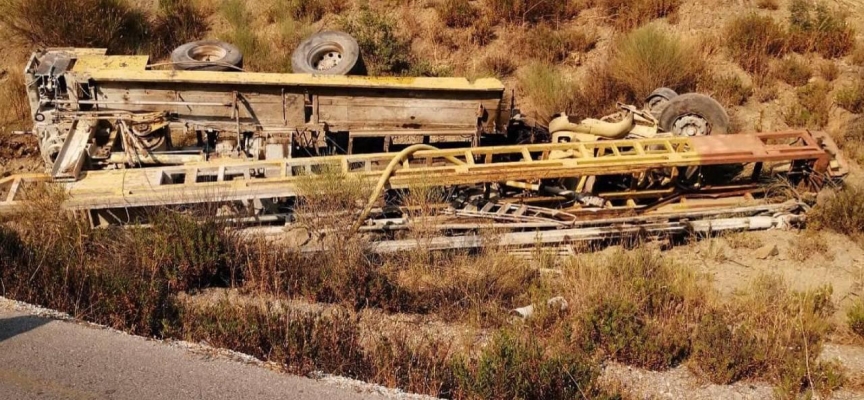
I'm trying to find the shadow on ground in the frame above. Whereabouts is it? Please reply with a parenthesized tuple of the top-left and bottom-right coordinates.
(0, 315, 52, 343)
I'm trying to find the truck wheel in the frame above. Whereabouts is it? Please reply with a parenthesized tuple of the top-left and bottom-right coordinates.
(659, 93, 730, 136)
(292, 31, 365, 75)
(645, 87, 678, 116)
(171, 40, 243, 71)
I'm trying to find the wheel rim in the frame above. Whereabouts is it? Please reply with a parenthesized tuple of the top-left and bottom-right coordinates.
(308, 44, 344, 71)
(187, 45, 228, 62)
(672, 114, 711, 136)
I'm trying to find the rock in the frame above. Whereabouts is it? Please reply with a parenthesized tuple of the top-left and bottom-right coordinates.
(754, 244, 779, 260)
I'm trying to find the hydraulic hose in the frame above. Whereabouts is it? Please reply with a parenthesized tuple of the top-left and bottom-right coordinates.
(350, 144, 466, 233)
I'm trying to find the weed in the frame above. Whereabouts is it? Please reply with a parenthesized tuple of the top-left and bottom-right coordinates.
(809, 183, 864, 236)
(691, 310, 760, 383)
(692, 276, 837, 395)
(517, 63, 578, 123)
(757, 0, 779, 10)
(836, 80, 864, 113)
(523, 25, 597, 64)
(0, 68, 30, 134)
(171, 297, 366, 377)
(701, 73, 753, 108)
(0, 0, 148, 54)
(563, 247, 709, 370)
(788, 230, 832, 262)
(484, 0, 577, 24)
(836, 116, 864, 164)
(269, 0, 345, 22)
(784, 81, 831, 128)
(724, 232, 765, 250)
(598, 0, 680, 31)
(853, 43, 864, 66)
(452, 328, 600, 399)
(788, 0, 855, 58)
(150, 0, 209, 59)
(438, 0, 478, 28)
(608, 25, 705, 101)
(482, 53, 516, 77)
(469, 14, 496, 46)
(725, 14, 787, 76)
(367, 331, 455, 396)
(774, 56, 813, 86)
(848, 299, 864, 337)
(340, 6, 412, 75)
(819, 61, 840, 81)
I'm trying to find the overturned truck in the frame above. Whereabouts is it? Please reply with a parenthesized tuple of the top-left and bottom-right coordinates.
(0, 42, 850, 252)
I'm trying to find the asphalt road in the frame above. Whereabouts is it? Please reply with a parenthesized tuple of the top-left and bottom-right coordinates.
(0, 306, 386, 400)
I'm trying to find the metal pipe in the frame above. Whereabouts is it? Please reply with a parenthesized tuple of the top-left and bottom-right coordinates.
(44, 100, 232, 107)
(107, 152, 205, 165)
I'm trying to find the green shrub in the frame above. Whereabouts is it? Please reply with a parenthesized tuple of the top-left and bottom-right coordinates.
(773, 57, 813, 86)
(691, 276, 839, 395)
(725, 14, 787, 75)
(452, 329, 599, 399)
(788, 0, 855, 58)
(340, 7, 412, 75)
(0, 0, 148, 54)
(691, 310, 759, 383)
(608, 25, 705, 100)
(517, 63, 578, 123)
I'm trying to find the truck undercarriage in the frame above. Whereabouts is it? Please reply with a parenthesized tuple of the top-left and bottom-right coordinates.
(0, 47, 850, 252)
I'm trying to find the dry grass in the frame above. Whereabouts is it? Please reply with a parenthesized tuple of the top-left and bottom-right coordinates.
(701, 73, 753, 108)
(598, 0, 680, 31)
(773, 56, 813, 87)
(853, 43, 864, 67)
(836, 116, 864, 165)
(724, 232, 765, 250)
(522, 25, 597, 64)
(725, 13, 787, 76)
(517, 63, 579, 123)
(437, 0, 479, 28)
(836, 79, 864, 114)
(0, 0, 148, 54)
(150, 0, 210, 59)
(560, 247, 710, 370)
(809, 183, 864, 238)
(483, 0, 578, 24)
(693, 276, 842, 397)
(784, 81, 832, 128)
(819, 61, 840, 82)
(756, 0, 779, 10)
(482, 53, 516, 77)
(787, 0, 855, 59)
(788, 230, 832, 262)
(607, 25, 705, 101)
(0, 67, 30, 134)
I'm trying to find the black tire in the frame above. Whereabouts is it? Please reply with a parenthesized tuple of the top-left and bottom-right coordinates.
(658, 93, 730, 136)
(171, 40, 243, 71)
(291, 31, 365, 75)
(645, 87, 678, 116)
